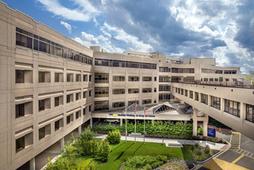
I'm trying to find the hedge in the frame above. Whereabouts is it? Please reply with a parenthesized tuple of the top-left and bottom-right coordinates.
(92, 121, 193, 139)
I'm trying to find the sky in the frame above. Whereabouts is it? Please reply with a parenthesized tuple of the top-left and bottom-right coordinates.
(3, 0, 254, 73)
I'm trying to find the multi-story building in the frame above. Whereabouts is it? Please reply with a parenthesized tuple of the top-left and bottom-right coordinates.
(0, 3, 94, 170)
(0, 2, 254, 170)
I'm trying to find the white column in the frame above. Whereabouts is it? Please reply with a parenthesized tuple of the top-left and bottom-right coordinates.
(60, 138, 65, 150)
(30, 158, 35, 170)
(203, 121, 208, 137)
(192, 109, 198, 136)
(90, 118, 93, 128)
(78, 126, 82, 135)
(120, 118, 123, 126)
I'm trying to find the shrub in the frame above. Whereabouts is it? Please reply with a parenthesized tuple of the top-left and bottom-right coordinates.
(46, 157, 73, 170)
(124, 155, 167, 170)
(62, 144, 78, 159)
(93, 121, 193, 139)
(106, 129, 121, 144)
(95, 140, 110, 162)
(204, 145, 211, 155)
(84, 161, 96, 170)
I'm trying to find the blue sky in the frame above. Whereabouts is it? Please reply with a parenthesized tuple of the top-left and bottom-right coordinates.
(3, 0, 254, 73)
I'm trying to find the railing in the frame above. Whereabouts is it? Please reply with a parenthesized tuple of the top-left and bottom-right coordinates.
(172, 81, 254, 89)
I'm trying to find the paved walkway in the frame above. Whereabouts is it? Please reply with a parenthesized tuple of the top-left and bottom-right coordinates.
(202, 133, 254, 170)
(95, 134, 226, 150)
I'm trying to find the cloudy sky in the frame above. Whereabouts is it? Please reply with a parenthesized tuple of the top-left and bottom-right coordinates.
(4, 0, 254, 73)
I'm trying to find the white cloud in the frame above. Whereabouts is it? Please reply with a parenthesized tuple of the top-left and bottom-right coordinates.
(60, 21, 72, 32)
(74, 32, 124, 53)
(102, 22, 153, 52)
(168, 0, 253, 72)
(37, 0, 99, 22)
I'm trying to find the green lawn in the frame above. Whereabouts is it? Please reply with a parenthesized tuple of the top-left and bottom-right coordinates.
(89, 141, 184, 170)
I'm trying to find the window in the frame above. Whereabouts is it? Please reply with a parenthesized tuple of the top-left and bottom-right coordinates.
(55, 72, 63, 82)
(201, 93, 208, 105)
(189, 91, 193, 99)
(66, 94, 74, 103)
(83, 74, 88, 82)
(89, 75, 92, 82)
(128, 88, 139, 94)
(159, 94, 171, 101)
(89, 105, 92, 112)
(16, 103, 25, 118)
(142, 88, 152, 93)
(16, 136, 25, 152)
(128, 100, 139, 106)
(159, 76, 171, 82)
(154, 77, 157, 81)
(128, 76, 139, 81)
(83, 91, 87, 98)
(89, 90, 92, 97)
(39, 71, 51, 83)
(159, 67, 170, 72)
(95, 58, 156, 69)
(39, 124, 51, 140)
(15, 102, 32, 118)
(211, 96, 221, 110)
(95, 73, 109, 83)
(113, 76, 125, 81)
(159, 85, 170, 91)
(16, 28, 93, 65)
(142, 76, 152, 81)
(15, 132, 33, 153)
(16, 30, 32, 49)
(16, 70, 32, 83)
(224, 99, 240, 117)
(185, 90, 188, 97)
(142, 99, 152, 105)
(55, 119, 63, 131)
(66, 114, 74, 124)
(94, 101, 109, 111)
(83, 107, 87, 115)
(38, 98, 51, 111)
(181, 89, 184, 95)
(67, 73, 74, 82)
(246, 104, 254, 123)
(95, 87, 108, 97)
(76, 92, 81, 101)
(54, 96, 63, 107)
(195, 92, 199, 101)
(112, 102, 125, 108)
(154, 88, 157, 92)
(76, 110, 81, 119)
(113, 89, 125, 94)
(76, 74, 81, 82)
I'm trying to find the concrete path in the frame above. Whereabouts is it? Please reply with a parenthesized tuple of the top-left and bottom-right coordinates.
(95, 134, 226, 150)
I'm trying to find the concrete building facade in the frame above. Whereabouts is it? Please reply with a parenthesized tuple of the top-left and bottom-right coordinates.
(0, 2, 254, 170)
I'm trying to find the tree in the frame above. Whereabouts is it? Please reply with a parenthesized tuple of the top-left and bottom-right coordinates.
(95, 140, 110, 162)
(106, 129, 121, 144)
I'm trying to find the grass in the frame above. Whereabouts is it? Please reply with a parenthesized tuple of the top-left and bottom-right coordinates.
(96, 141, 183, 170)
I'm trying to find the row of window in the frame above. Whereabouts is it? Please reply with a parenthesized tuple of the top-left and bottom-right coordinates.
(201, 68, 237, 74)
(175, 87, 254, 123)
(159, 67, 195, 73)
(94, 87, 157, 97)
(15, 90, 92, 118)
(16, 69, 92, 84)
(95, 58, 157, 69)
(94, 74, 156, 83)
(16, 28, 93, 65)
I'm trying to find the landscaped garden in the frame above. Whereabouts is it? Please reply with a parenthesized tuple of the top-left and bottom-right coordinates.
(45, 127, 218, 170)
